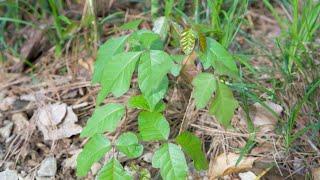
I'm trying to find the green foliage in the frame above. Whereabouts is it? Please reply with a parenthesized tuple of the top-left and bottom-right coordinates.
(192, 73, 217, 109)
(77, 134, 111, 177)
(80, 103, 125, 137)
(119, 19, 143, 31)
(92, 36, 128, 84)
(97, 158, 132, 180)
(128, 95, 165, 112)
(138, 111, 170, 141)
(209, 82, 239, 128)
(176, 131, 209, 170)
(96, 51, 142, 105)
(152, 143, 188, 180)
(115, 132, 143, 158)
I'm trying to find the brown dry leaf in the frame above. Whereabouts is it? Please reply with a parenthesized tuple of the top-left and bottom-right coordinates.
(312, 167, 320, 180)
(180, 51, 200, 83)
(239, 101, 283, 133)
(209, 152, 257, 179)
(35, 103, 82, 141)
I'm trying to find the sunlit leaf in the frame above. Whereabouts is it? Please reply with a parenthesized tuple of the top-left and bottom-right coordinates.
(138, 111, 169, 141)
(180, 28, 195, 55)
(80, 103, 125, 137)
(192, 73, 217, 109)
(77, 134, 111, 177)
(115, 132, 143, 158)
(152, 143, 188, 180)
(97, 158, 132, 180)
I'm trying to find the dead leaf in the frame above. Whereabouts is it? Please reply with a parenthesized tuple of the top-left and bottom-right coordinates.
(239, 101, 283, 133)
(209, 152, 257, 179)
(312, 167, 320, 180)
(35, 103, 82, 141)
(63, 149, 81, 169)
(239, 171, 257, 180)
(180, 51, 200, 83)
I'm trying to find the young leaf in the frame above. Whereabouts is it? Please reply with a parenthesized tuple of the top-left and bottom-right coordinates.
(115, 132, 143, 158)
(129, 30, 163, 50)
(152, 16, 169, 40)
(138, 111, 170, 141)
(96, 51, 142, 105)
(176, 131, 209, 170)
(97, 158, 132, 180)
(128, 95, 149, 110)
(143, 76, 169, 111)
(209, 82, 239, 128)
(192, 73, 217, 109)
(206, 38, 239, 78)
(138, 50, 173, 96)
(80, 103, 125, 137)
(180, 28, 195, 55)
(128, 95, 166, 112)
(119, 19, 143, 31)
(93, 36, 128, 84)
(152, 143, 188, 180)
(77, 134, 111, 177)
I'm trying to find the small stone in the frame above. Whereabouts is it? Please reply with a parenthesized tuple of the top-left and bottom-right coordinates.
(12, 113, 29, 133)
(37, 156, 57, 177)
(91, 163, 101, 175)
(0, 121, 13, 139)
(0, 169, 19, 180)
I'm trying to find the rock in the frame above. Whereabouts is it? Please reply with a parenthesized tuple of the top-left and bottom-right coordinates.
(37, 156, 57, 177)
(12, 113, 29, 133)
(0, 97, 16, 111)
(0, 121, 13, 139)
(0, 169, 19, 180)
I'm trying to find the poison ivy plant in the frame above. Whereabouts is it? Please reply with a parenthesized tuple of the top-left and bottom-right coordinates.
(77, 3, 241, 178)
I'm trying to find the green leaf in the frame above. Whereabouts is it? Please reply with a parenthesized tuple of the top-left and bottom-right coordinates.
(192, 73, 217, 109)
(209, 82, 239, 128)
(138, 111, 170, 141)
(143, 76, 169, 111)
(115, 132, 143, 158)
(77, 134, 111, 177)
(128, 95, 149, 110)
(176, 131, 208, 170)
(81, 103, 125, 137)
(96, 51, 142, 105)
(180, 28, 195, 55)
(138, 50, 173, 96)
(119, 19, 143, 31)
(128, 95, 166, 112)
(152, 16, 169, 40)
(97, 158, 132, 180)
(152, 143, 188, 180)
(129, 30, 163, 50)
(93, 36, 128, 83)
(206, 38, 239, 78)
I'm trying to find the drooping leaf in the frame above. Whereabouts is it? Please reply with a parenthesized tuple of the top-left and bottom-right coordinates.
(138, 50, 173, 96)
(206, 38, 239, 78)
(93, 36, 128, 83)
(198, 31, 207, 52)
(96, 51, 142, 105)
(152, 143, 188, 180)
(138, 111, 169, 141)
(119, 19, 143, 31)
(176, 131, 208, 170)
(80, 103, 125, 137)
(152, 16, 169, 40)
(128, 95, 166, 112)
(209, 82, 239, 128)
(143, 76, 169, 111)
(192, 73, 217, 109)
(97, 158, 132, 180)
(180, 28, 195, 55)
(115, 132, 143, 158)
(77, 134, 111, 177)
